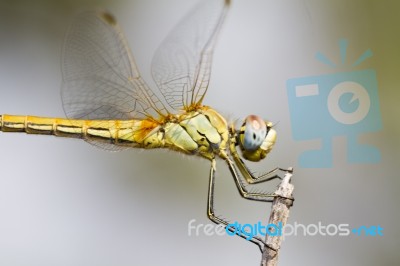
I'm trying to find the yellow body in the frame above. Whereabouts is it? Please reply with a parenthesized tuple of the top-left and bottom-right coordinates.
(0, 2, 289, 253)
(0, 106, 229, 161)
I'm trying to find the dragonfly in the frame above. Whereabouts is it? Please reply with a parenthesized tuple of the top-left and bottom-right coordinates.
(0, 0, 292, 252)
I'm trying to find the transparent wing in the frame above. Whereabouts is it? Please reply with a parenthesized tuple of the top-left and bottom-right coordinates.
(61, 10, 168, 121)
(151, 0, 230, 110)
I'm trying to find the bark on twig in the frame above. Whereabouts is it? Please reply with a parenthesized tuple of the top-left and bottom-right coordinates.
(260, 169, 294, 266)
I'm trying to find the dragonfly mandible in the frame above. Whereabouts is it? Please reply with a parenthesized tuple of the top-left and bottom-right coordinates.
(0, 0, 292, 252)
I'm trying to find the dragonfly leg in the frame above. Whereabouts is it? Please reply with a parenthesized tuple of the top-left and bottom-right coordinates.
(240, 161, 293, 185)
(228, 131, 293, 182)
(229, 140, 293, 185)
(207, 160, 275, 253)
(223, 157, 294, 203)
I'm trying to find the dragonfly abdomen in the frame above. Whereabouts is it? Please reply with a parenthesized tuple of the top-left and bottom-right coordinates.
(0, 114, 165, 148)
(0, 109, 229, 155)
(0, 115, 82, 136)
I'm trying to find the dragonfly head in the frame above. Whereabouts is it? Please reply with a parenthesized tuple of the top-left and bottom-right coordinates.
(238, 115, 276, 162)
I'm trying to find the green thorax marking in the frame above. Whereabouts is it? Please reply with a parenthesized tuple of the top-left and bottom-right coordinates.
(163, 109, 228, 159)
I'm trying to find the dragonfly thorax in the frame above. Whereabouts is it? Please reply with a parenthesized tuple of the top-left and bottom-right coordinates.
(162, 107, 229, 160)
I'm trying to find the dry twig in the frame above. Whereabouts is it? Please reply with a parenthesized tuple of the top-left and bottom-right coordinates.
(260, 169, 294, 266)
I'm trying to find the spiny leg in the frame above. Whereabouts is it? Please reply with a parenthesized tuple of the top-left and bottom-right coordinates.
(240, 159, 293, 185)
(229, 140, 293, 185)
(224, 157, 278, 202)
(207, 159, 271, 252)
(226, 143, 293, 202)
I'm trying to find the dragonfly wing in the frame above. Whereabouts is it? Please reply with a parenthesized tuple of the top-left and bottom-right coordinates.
(62, 10, 168, 121)
(62, 11, 169, 151)
(151, 0, 230, 110)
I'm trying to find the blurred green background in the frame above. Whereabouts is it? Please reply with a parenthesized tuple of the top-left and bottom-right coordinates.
(0, 0, 399, 265)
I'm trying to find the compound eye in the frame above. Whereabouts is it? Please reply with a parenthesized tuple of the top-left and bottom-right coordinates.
(241, 115, 267, 151)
